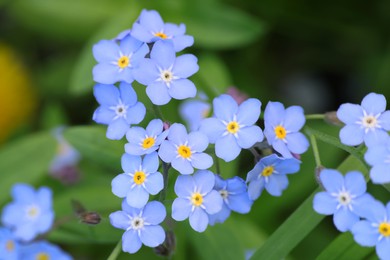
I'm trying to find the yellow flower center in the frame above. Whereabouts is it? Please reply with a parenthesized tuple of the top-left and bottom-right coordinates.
(379, 222, 390, 237)
(201, 108, 210, 118)
(5, 240, 14, 252)
(36, 253, 50, 260)
(133, 171, 146, 185)
(191, 193, 203, 206)
(154, 32, 168, 39)
(27, 206, 39, 218)
(262, 166, 274, 177)
(142, 137, 155, 149)
(178, 145, 192, 159)
(274, 125, 287, 139)
(227, 121, 239, 134)
(117, 56, 129, 69)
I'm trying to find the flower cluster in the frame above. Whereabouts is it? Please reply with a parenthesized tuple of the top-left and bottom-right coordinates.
(92, 9, 308, 255)
(0, 183, 72, 259)
(312, 92, 390, 259)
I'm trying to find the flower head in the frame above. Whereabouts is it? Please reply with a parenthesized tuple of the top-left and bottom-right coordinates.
(19, 240, 72, 260)
(172, 170, 223, 232)
(337, 92, 390, 146)
(92, 35, 149, 84)
(131, 9, 194, 52)
(0, 227, 19, 260)
(209, 175, 252, 225)
(111, 152, 163, 208)
(93, 82, 146, 140)
(1, 184, 54, 242)
(109, 200, 166, 254)
(125, 119, 169, 155)
(199, 94, 264, 162)
(179, 99, 211, 131)
(263, 101, 309, 158)
(364, 135, 390, 184)
(133, 40, 198, 105)
(246, 154, 301, 199)
(313, 169, 374, 232)
(158, 123, 213, 175)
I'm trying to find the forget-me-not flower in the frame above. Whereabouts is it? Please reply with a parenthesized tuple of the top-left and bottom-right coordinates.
(0, 227, 19, 260)
(246, 154, 301, 199)
(111, 152, 163, 208)
(263, 101, 309, 158)
(313, 169, 374, 232)
(172, 170, 223, 232)
(133, 40, 198, 105)
(1, 183, 54, 242)
(92, 35, 149, 84)
(125, 119, 169, 155)
(159, 123, 213, 175)
(351, 200, 390, 260)
(19, 241, 72, 260)
(199, 94, 263, 162)
(208, 175, 252, 225)
(110, 200, 166, 254)
(364, 135, 390, 184)
(131, 9, 194, 52)
(179, 99, 211, 131)
(337, 92, 390, 146)
(93, 82, 146, 140)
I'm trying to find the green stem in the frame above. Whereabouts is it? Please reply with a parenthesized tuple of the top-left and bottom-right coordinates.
(213, 153, 221, 174)
(309, 134, 322, 167)
(159, 162, 171, 202)
(305, 114, 325, 120)
(107, 239, 122, 260)
(153, 104, 165, 121)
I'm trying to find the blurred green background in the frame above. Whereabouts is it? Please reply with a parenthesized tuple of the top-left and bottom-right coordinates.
(1, 0, 390, 259)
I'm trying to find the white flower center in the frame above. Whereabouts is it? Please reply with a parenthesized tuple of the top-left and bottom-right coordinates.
(131, 216, 144, 230)
(160, 70, 174, 85)
(337, 191, 352, 206)
(359, 110, 381, 133)
(219, 189, 229, 199)
(110, 99, 128, 120)
(26, 205, 40, 220)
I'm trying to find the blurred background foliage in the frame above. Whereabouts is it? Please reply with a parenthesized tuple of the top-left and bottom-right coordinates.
(1, 0, 390, 259)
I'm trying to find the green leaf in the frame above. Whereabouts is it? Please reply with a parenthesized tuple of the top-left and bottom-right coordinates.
(63, 126, 124, 172)
(0, 132, 56, 206)
(250, 155, 367, 260)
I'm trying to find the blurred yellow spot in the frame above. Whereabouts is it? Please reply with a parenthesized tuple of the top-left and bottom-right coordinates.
(379, 222, 390, 237)
(274, 125, 287, 139)
(133, 171, 146, 185)
(191, 193, 203, 206)
(227, 121, 239, 134)
(154, 32, 168, 39)
(142, 137, 155, 149)
(36, 253, 50, 260)
(117, 56, 129, 68)
(262, 166, 274, 177)
(5, 240, 14, 252)
(178, 145, 191, 159)
(0, 44, 36, 143)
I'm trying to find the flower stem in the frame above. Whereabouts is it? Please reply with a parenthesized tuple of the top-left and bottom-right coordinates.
(213, 153, 221, 174)
(309, 134, 321, 167)
(107, 239, 122, 260)
(153, 104, 165, 121)
(159, 161, 171, 202)
(305, 114, 325, 120)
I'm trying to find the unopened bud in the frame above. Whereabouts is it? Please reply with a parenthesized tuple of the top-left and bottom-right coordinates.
(79, 212, 101, 225)
(315, 166, 325, 190)
(226, 87, 249, 105)
(324, 111, 343, 126)
(163, 121, 171, 131)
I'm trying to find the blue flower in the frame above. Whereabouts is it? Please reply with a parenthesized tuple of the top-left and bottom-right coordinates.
(158, 123, 213, 175)
(125, 119, 169, 155)
(92, 35, 149, 84)
(313, 169, 374, 232)
(93, 82, 146, 140)
(131, 9, 194, 52)
(209, 175, 252, 225)
(337, 92, 390, 146)
(364, 135, 390, 184)
(133, 40, 198, 105)
(351, 200, 390, 260)
(179, 99, 211, 131)
(172, 170, 223, 232)
(111, 152, 163, 208)
(263, 101, 309, 158)
(109, 200, 166, 254)
(19, 240, 72, 260)
(1, 184, 54, 242)
(246, 154, 301, 199)
(199, 94, 264, 162)
(0, 227, 19, 260)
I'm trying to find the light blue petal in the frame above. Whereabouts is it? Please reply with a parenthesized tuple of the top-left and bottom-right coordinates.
(264, 101, 285, 127)
(215, 134, 241, 162)
(226, 176, 246, 193)
(117, 67, 134, 84)
(377, 236, 390, 260)
(351, 220, 378, 246)
(93, 40, 119, 62)
(188, 131, 209, 152)
(146, 119, 163, 136)
(364, 129, 389, 147)
(190, 153, 213, 170)
(247, 179, 264, 200)
(237, 98, 261, 126)
(138, 10, 164, 33)
(122, 230, 142, 254)
(286, 132, 309, 155)
(121, 199, 141, 216)
(37, 187, 52, 209)
(125, 129, 145, 155)
(109, 211, 130, 230)
(151, 40, 176, 69)
(274, 157, 301, 174)
(93, 84, 119, 106)
(174, 175, 195, 197)
(126, 102, 146, 125)
(336, 103, 363, 124)
(313, 192, 337, 215)
(164, 23, 185, 36)
(172, 157, 193, 175)
(213, 94, 238, 122)
(167, 123, 188, 145)
(1, 204, 22, 227)
(11, 183, 36, 203)
(140, 225, 165, 247)
(144, 172, 163, 195)
(344, 171, 366, 196)
(131, 44, 149, 67)
(319, 169, 343, 193)
(173, 54, 199, 78)
(194, 170, 216, 195)
(146, 82, 171, 105)
(119, 35, 143, 54)
(333, 208, 359, 232)
(133, 59, 159, 85)
(199, 118, 225, 143)
(214, 174, 226, 190)
(126, 186, 149, 208)
(14, 224, 36, 242)
(142, 152, 159, 173)
(36, 212, 54, 233)
(189, 207, 208, 232)
(106, 119, 129, 140)
(370, 164, 390, 184)
(227, 192, 252, 214)
(111, 174, 132, 198)
(121, 153, 142, 173)
(158, 141, 176, 163)
(208, 204, 231, 225)
(172, 198, 191, 221)
(246, 163, 262, 182)
(131, 23, 154, 43)
(284, 106, 305, 132)
(361, 92, 386, 114)
(92, 63, 120, 84)
(272, 139, 292, 158)
(364, 144, 388, 166)
(352, 194, 377, 218)
(180, 100, 211, 131)
(119, 82, 137, 106)
(379, 111, 390, 130)
(172, 35, 194, 52)
(168, 79, 197, 100)
(265, 175, 288, 196)
(236, 125, 263, 149)
(339, 125, 364, 146)
(143, 201, 166, 225)
(93, 107, 115, 125)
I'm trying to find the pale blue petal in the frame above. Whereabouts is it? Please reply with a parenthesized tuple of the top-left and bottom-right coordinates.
(361, 92, 386, 114)
(379, 111, 390, 130)
(284, 106, 305, 132)
(119, 35, 143, 54)
(11, 183, 36, 203)
(121, 153, 141, 173)
(336, 103, 363, 124)
(119, 82, 137, 106)
(164, 23, 185, 36)
(226, 176, 246, 193)
(146, 82, 171, 105)
(143, 201, 166, 225)
(313, 192, 337, 215)
(364, 129, 389, 147)
(93, 63, 120, 84)
(173, 54, 199, 78)
(208, 204, 230, 225)
(265, 175, 288, 196)
(339, 124, 364, 146)
(138, 10, 164, 32)
(106, 119, 129, 140)
(264, 101, 285, 127)
(286, 132, 309, 154)
(172, 158, 193, 175)
(133, 59, 159, 85)
(131, 44, 149, 67)
(167, 123, 187, 145)
(319, 169, 343, 193)
(213, 94, 238, 122)
(109, 211, 130, 230)
(1, 204, 23, 226)
(215, 134, 241, 162)
(117, 67, 134, 84)
(146, 119, 163, 136)
(191, 153, 213, 170)
(333, 208, 359, 232)
(93, 40, 119, 62)
(237, 98, 261, 126)
(168, 79, 197, 100)
(194, 170, 215, 194)
(274, 157, 301, 174)
(247, 179, 264, 200)
(142, 152, 159, 173)
(189, 208, 208, 232)
(158, 141, 176, 163)
(144, 172, 163, 195)
(370, 164, 390, 184)
(36, 212, 54, 233)
(13, 224, 36, 242)
(172, 35, 194, 52)
(151, 41, 176, 69)
(174, 175, 195, 197)
(111, 174, 132, 197)
(236, 126, 263, 149)
(352, 194, 377, 218)
(140, 225, 165, 247)
(93, 84, 119, 106)
(199, 118, 225, 143)
(172, 198, 191, 221)
(377, 239, 390, 260)
(131, 23, 154, 43)
(364, 145, 388, 166)
(272, 139, 292, 158)
(228, 193, 252, 214)
(126, 186, 149, 208)
(93, 107, 115, 124)
(121, 199, 141, 216)
(344, 171, 366, 196)
(126, 102, 146, 125)
(351, 221, 378, 246)
(122, 230, 142, 254)
(188, 131, 209, 152)
(246, 164, 262, 182)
